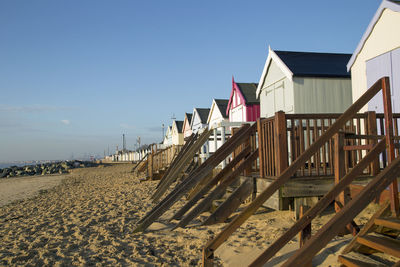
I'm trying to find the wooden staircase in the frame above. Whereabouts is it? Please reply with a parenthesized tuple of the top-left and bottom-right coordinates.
(339, 202, 400, 266)
(201, 77, 400, 266)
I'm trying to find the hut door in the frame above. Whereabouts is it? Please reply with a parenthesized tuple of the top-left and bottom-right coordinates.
(366, 48, 399, 113)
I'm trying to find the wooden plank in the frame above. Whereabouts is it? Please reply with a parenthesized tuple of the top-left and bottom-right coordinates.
(275, 111, 288, 175)
(374, 217, 400, 231)
(257, 119, 264, 178)
(203, 78, 386, 264)
(248, 140, 386, 267)
(156, 133, 195, 188)
(342, 201, 390, 254)
(174, 149, 258, 229)
(282, 148, 400, 266)
(382, 76, 400, 216)
(357, 233, 400, 258)
(299, 205, 311, 251)
(152, 130, 211, 201)
(343, 144, 375, 150)
(338, 252, 387, 267)
(203, 178, 253, 225)
(170, 146, 251, 221)
(134, 124, 256, 233)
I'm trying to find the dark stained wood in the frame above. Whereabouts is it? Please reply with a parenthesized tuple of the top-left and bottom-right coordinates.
(374, 217, 400, 231)
(342, 201, 390, 254)
(156, 133, 195, 188)
(368, 112, 380, 176)
(382, 76, 400, 216)
(248, 140, 386, 267)
(203, 178, 253, 225)
(170, 146, 251, 221)
(299, 205, 311, 248)
(357, 233, 400, 258)
(203, 78, 386, 265)
(174, 149, 258, 229)
(338, 252, 387, 267)
(275, 111, 288, 175)
(282, 152, 400, 266)
(152, 129, 211, 201)
(343, 144, 375, 150)
(134, 124, 256, 233)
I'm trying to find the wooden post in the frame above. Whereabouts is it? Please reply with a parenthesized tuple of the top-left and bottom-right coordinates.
(299, 205, 311, 249)
(274, 111, 288, 175)
(334, 132, 348, 212)
(366, 111, 379, 175)
(257, 118, 264, 178)
(275, 111, 289, 210)
(221, 126, 226, 168)
(382, 77, 399, 216)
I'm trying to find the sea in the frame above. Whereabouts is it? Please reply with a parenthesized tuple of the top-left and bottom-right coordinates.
(0, 163, 35, 169)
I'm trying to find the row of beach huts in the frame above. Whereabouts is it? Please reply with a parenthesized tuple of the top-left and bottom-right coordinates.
(126, 1, 400, 266)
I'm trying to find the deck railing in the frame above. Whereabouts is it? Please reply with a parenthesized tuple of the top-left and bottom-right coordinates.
(257, 112, 400, 179)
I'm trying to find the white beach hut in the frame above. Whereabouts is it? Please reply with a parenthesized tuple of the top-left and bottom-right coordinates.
(347, 0, 400, 113)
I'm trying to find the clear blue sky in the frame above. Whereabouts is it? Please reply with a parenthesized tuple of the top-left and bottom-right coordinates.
(0, 0, 381, 162)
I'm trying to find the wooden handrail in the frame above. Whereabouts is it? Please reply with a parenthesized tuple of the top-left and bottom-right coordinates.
(249, 139, 386, 266)
(202, 77, 388, 266)
(283, 153, 400, 266)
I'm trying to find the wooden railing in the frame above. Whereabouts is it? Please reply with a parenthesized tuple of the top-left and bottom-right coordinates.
(258, 112, 400, 179)
(147, 144, 182, 179)
(202, 77, 400, 266)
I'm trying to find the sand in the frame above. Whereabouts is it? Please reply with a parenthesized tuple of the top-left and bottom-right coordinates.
(0, 164, 380, 266)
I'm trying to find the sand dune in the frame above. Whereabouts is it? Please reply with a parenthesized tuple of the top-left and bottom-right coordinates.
(0, 164, 380, 266)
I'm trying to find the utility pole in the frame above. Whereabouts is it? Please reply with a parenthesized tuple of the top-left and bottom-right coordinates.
(122, 134, 126, 151)
(162, 123, 165, 141)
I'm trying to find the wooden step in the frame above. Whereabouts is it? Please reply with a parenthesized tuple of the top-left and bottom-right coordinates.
(375, 217, 400, 231)
(357, 233, 400, 258)
(338, 251, 388, 267)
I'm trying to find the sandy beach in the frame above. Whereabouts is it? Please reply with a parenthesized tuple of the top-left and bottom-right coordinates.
(0, 164, 381, 266)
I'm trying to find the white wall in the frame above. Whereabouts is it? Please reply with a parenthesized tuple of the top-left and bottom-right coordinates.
(350, 8, 400, 112)
(259, 60, 294, 118)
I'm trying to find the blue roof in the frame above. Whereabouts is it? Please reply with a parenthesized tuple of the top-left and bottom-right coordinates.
(275, 51, 352, 78)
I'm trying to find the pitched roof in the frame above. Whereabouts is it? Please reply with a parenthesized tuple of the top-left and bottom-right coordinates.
(347, 0, 400, 71)
(174, 120, 184, 133)
(214, 99, 229, 118)
(236, 83, 259, 104)
(195, 108, 210, 124)
(185, 113, 192, 124)
(275, 50, 351, 78)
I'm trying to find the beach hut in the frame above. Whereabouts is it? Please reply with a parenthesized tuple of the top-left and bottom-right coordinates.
(191, 108, 210, 134)
(191, 108, 210, 162)
(182, 113, 193, 140)
(226, 77, 260, 123)
(207, 99, 229, 154)
(163, 126, 173, 147)
(171, 120, 184, 146)
(347, 0, 400, 113)
(256, 47, 353, 118)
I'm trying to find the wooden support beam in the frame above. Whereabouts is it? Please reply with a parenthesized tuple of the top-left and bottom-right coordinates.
(174, 149, 258, 229)
(203, 178, 253, 225)
(282, 149, 400, 266)
(382, 76, 399, 216)
(156, 133, 195, 189)
(275, 111, 288, 175)
(299, 205, 311, 267)
(247, 140, 385, 267)
(152, 130, 211, 201)
(134, 124, 256, 232)
(203, 78, 385, 266)
(366, 111, 380, 175)
(170, 146, 251, 221)
(343, 144, 375, 150)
